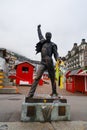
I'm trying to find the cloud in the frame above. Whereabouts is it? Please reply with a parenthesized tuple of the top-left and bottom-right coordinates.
(0, 0, 87, 60)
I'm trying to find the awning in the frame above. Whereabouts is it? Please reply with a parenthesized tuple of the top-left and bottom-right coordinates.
(68, 69, 82, 76)
(77, 70, 87, 76)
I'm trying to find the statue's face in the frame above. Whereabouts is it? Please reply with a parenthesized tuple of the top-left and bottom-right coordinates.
(45, 32, 52, 40)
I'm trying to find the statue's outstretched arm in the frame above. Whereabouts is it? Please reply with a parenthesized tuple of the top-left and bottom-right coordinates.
(53, 44, 59, 61)
(37, 25, 44, 40)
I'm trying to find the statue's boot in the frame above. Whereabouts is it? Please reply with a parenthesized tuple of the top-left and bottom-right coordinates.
(27, 93, 34, 98)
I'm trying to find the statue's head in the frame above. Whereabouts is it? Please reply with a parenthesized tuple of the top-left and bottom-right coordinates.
(45, 32, 52, 41)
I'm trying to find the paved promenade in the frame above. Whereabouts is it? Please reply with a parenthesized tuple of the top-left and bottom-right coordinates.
(0, 121, 87, 130)
(17, 81, 87, 97)
(0, 81, 87, 130)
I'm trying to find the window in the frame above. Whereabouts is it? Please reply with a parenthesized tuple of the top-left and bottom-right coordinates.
(22, 67, 29, 73)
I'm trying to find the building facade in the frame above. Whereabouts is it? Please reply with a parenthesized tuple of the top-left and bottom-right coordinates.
(65, 39, 87, 70)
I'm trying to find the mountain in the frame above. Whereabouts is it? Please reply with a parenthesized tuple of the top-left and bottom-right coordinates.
(6, 49, 41, 64)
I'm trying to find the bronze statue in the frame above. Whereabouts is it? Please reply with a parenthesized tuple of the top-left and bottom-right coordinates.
(27, 25, 59, 98)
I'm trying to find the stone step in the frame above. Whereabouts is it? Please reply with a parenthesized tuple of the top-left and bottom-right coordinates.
(0, 86, 19, 94)
(0, 71, 12, 87)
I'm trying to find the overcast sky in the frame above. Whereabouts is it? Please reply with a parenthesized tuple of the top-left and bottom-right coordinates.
(0, 0, 87, 61)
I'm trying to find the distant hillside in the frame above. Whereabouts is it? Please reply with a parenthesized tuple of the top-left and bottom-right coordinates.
(6, 49, 41, 64)
(0, 48, 41, 76)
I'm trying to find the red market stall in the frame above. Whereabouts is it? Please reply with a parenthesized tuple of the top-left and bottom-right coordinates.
(65, 69, 84, 93)
(16, 62, 34, 85)
(76, 70, 87, 94)
(9, 61, 44, 86)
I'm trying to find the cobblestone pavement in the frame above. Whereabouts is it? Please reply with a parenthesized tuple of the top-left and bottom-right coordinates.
(17, 80, 87, 96)
(0, 121, 87, 130)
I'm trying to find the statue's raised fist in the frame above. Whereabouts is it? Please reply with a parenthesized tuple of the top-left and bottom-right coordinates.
(38, 24, 41, 28)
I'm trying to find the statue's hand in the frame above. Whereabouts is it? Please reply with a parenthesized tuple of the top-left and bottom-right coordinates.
(38, 24, 41, 28)
(57, 58, 61, 64)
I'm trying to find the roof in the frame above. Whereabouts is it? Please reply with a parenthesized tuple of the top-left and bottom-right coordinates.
(68, 69, 82, 76)
(66, 69, 87, 77)
(76, 70, 87, 76)
(65, 70, 71, 77)
(16, 61, 35, 67)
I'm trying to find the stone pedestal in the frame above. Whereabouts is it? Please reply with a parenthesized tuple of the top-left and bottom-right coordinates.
(21, 94, 70, 122)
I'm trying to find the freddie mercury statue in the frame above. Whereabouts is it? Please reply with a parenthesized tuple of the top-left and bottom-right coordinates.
(27, 25, 60, 98)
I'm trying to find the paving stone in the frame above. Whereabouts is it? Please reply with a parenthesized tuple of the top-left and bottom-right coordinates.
(0, 122, 53, 130)
(83, 124, 87, 130)
(1, 121, 87, 130)
(51, 121, 87, 130)
(17, 82, 87, 97)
